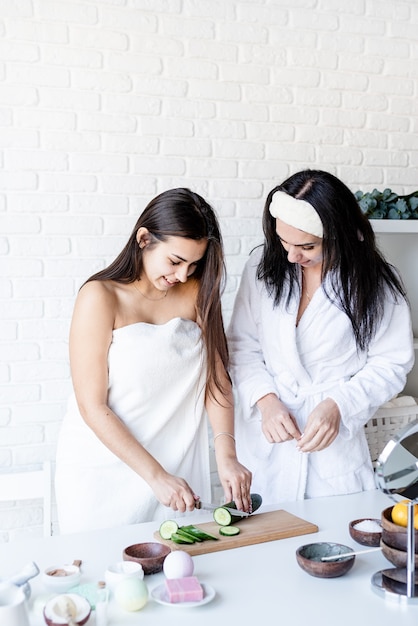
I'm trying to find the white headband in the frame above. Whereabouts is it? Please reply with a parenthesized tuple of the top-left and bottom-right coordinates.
(269, 190, 323, 238)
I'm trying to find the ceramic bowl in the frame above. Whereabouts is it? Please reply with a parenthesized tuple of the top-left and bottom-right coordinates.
(123, 542, 171, 575)
(41, 564, 81, 592)
(381, 506, 418, 553)
(296, 542, 355, 578)
(381, 538, 418, 568)
(349, 518, 382, 547)
(105, 561, 144, 590)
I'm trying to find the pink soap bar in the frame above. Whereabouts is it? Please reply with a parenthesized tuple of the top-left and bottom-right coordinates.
(165, 576, 204, 603)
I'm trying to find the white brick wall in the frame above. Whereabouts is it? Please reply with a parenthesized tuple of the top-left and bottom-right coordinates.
(1, 0, 417, 541)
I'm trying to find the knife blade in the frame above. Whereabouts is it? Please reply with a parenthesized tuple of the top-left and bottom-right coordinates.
(195, 501, 250, 518)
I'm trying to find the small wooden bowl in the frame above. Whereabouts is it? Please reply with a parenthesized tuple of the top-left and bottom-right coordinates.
(349, 518, 382, 547)
(123, 542, 171, 575)
(381, 506, 418, 553)
(381, 539, 418, 568)
(296, 542, 355, 578)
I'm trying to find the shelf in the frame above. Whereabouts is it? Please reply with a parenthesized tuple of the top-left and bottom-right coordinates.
(370, 220, 418, 233)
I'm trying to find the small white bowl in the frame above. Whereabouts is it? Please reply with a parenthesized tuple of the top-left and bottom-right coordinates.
(105, 561, 144, 591)
(42, 564, 81, 592)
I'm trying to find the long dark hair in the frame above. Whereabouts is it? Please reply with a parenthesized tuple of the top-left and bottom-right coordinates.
(258, 169, 408, 351)
(86, 188, 229, 400)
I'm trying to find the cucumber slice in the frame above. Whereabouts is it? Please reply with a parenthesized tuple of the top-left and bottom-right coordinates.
(180, 525, 219, 541)
(219, 525, 240, 537)
(176, 527, 202, 542)
(159, 519, 179, 540)
(171, 532, 195, 544)
(213, 507, 233, 526)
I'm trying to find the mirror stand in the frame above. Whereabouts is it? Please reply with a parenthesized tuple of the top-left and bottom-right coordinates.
(371, 501, 418, 604)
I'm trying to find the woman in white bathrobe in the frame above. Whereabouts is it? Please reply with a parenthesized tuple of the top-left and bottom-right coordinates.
(228, 170, 414, 505)
(55, 188, 251, 532)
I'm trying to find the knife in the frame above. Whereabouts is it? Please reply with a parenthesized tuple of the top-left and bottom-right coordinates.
(195, 501, 251, 518)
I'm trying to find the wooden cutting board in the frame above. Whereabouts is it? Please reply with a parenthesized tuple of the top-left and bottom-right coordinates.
(154, 509, 318, 556)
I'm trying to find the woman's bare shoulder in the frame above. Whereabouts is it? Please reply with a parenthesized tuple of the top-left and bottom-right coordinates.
(74, 280, 118, 318)
(69, 280, 119, 349)
(78, 279, 117, 298)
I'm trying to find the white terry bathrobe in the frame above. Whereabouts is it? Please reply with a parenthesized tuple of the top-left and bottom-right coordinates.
(228, 248, 415, 505)
(55, 318, 211, 533)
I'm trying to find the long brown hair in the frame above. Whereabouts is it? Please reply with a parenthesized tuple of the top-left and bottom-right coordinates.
(86, 188, 229, 400)
(259, 170, 408, 351)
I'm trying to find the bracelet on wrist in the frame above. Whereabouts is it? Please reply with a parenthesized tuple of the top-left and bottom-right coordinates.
(213, 432, 235, 443)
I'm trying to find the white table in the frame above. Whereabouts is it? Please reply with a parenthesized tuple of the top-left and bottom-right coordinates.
(2, 490, 418, 625)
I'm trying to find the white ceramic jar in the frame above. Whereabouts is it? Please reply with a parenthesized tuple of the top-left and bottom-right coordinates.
(104, 561, 144, 594)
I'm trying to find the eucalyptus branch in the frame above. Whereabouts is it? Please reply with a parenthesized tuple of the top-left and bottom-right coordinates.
(355, 188, 418, 220)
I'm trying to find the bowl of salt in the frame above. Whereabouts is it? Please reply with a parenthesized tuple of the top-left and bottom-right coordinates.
(349, 518, 382, 547)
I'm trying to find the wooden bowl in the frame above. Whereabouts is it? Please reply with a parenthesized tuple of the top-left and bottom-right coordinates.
(123, 542, 171, 575)
(296, 542, 355, 578)
(381, 506, 418, 553)
(381, 539, 418, 568)
(349, 518, 382, 547)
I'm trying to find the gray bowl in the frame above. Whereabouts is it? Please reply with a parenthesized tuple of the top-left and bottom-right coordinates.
(296, 542, 355, 578)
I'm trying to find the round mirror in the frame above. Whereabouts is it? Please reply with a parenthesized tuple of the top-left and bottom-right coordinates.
(375, 419, 418, 500)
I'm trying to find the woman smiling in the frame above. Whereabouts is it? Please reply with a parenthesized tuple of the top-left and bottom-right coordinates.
(55, 188, 251, 532)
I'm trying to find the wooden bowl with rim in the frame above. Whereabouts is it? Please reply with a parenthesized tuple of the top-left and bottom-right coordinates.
(123, 542, 171, 575)
(381, 538, 418, 568)
(296, 542, 355, 578)
(349, 518, 382, 547)
(381, 506, 418, 553)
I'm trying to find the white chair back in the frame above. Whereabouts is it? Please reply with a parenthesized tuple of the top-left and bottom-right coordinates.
(0, 461, 52, 537)
(365, 401, 418, 466)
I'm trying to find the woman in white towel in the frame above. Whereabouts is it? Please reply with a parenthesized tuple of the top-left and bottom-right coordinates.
(56, 188, 251, 532)
(228, 170, 414, 505)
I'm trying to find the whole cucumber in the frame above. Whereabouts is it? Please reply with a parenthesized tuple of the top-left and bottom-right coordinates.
(222, 493, 262, 523)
